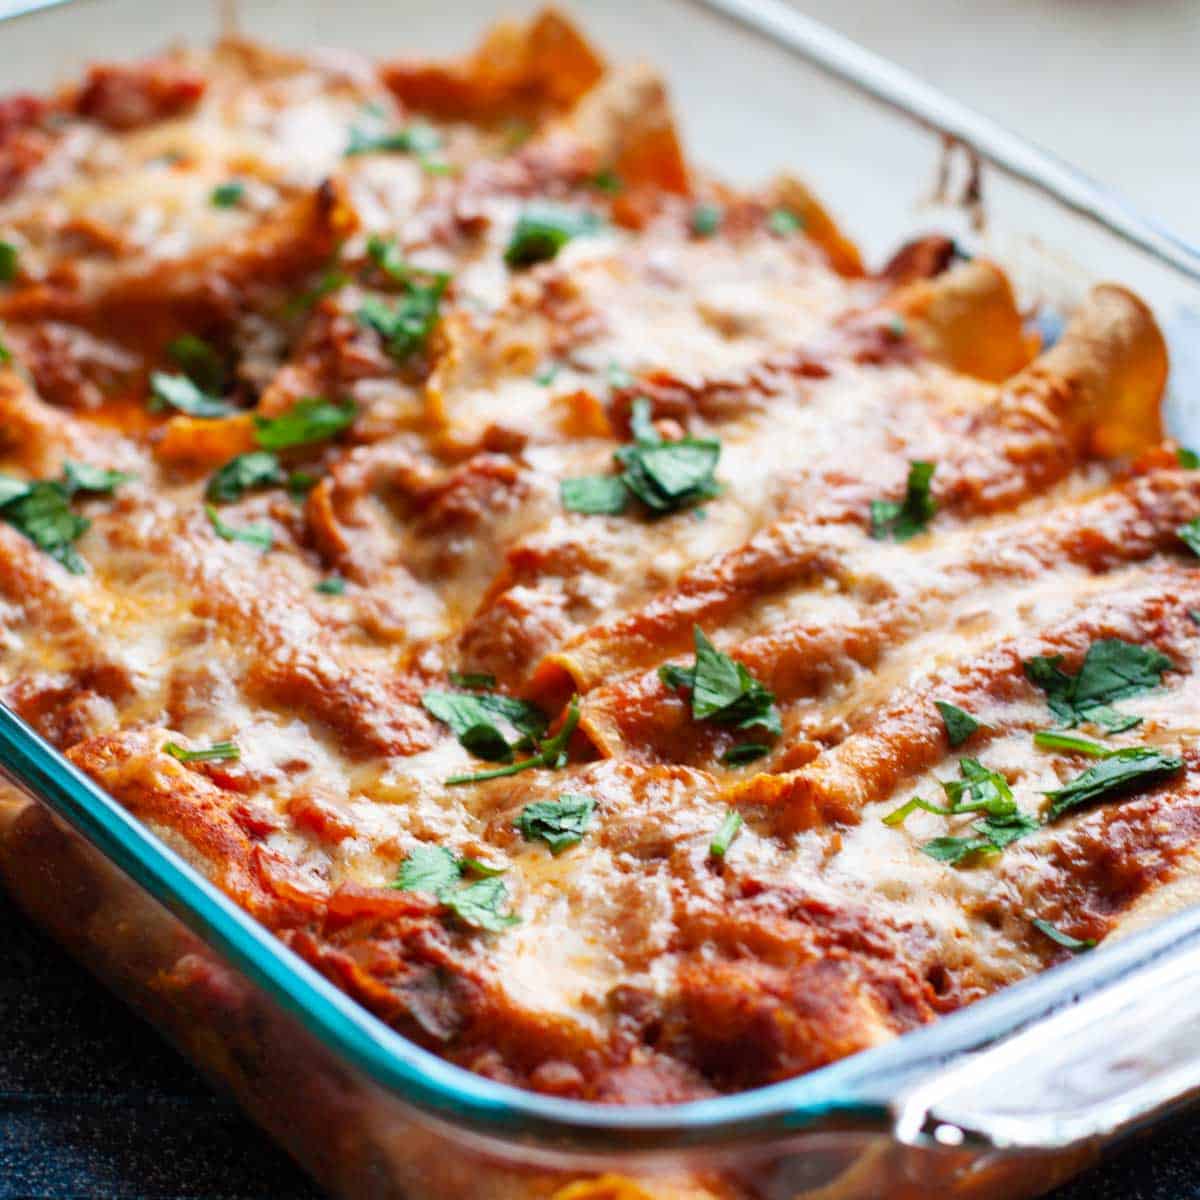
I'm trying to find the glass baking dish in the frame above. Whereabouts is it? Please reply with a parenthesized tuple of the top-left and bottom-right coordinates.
(2, 1, 1200, 1196)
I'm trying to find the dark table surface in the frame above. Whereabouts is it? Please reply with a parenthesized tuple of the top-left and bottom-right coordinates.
(2, 886, 1198, 1200)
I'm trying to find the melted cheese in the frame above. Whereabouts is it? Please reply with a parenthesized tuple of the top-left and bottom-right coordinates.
(0, 13, 1195, 1115)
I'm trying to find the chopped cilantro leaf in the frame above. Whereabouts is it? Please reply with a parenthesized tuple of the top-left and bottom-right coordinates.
(0, 475, 31, 506)
(356, 269, 449, 362)
(315, 575, 346, 595)
(286, 470, 320, 500)
(149, 371, 236, 418)
(1044, 747, 1183, 820)
(346, 120, 441, 158)
(205, 504, 273, 550)
(591, 168, 623, 194)
(504, 204, 602, 268)
(1031, 917, 1095, 952)
(934, 700, 984, 747)
(659, 626, 782, 737)
(561, 474, 629, 515)
(710, 809, 744, 858)
(0, 481, 89, 573)
(563, 399, 721, 518)
(0, 240, 17, 282)
(286, 269, 348, 317)
(394, 844, 461, 896)
(167, 334, 227, 394)
(449, 671, 496, 690)
(210, 181, 245, 207)
(515, 794, 595, 854)
(767, 207, 802, 236)
(921, 812, 1039, 865)
(444, 877, 521, 931)
(1024, 638, 1172, 733)
(1179, 517, 1200, 557)
(534, 362, 560, 386)
(460, 856, 507, 878)
(445, 695, 580, 786)
(691, 203, 722, 237)
(206, 451, 283, 503)
(424, 689, 549, 766)
(870, 460, 937, 541)
(940, 757, 1015, 816)
(1032, 730, 1112, 757)
(62, 462, 131, 496)
(1178, 447, 1200, 469)
(885, 758, 1034, 866)
(253, 398, 355, 450)
(721, 742, 770, 767)
(164, 740, 240, 763)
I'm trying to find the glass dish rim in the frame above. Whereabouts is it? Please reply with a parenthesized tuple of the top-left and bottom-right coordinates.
(2, 0, 1200, 1156)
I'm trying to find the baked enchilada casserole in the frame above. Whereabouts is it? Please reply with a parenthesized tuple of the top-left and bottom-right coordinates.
(0, 3, 1196, 1156)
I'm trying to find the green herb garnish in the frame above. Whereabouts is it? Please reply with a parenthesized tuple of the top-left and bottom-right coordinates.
(560, 474, 629, 515)
(448, 671, 496, 690)
(534, 362, 560, 386)
(1023, 638, 1172, 734)
(886, 758, 1038, 865)
(345, 120, 441, 158)
(393, 845, 520, 931)
(0, 463, 130, 573)
(357, 270, 449, 363)
(1044, 747, 1183, 820)
(167, 334, 227, 394)
(562, 397, 721, 518)
(1179, 517, 1200, 557)
(395, 844, 462, 895)
(211, 181, 245, 208)
(767, 207, 802, 236)
(721, 742, 770, 767)
(149, 371, 237, 418)
(591, 168, 622, 195)
(504, 204, 602, 268)
(659, 625, 781, 736)
(0, 481, 89, 573)
(0, 240, 17, 283)
(206, 451, 283, 503)
(0, 476, 30, 506)
(1032, 730, 1113, 757)
(515, 794, 595, 854)
(423, 689, 548, 765)
(885, 758, 1016, 826)
(62, 462, 132, 496)
(1178, 447, 1200, 469)
(1031, 917, 1095, 952)
(690, 203, 722, 237)
(935, 700, 984, 748)
(286, 269, 349, 317)
(709, 808, 744, 858)
(445, 696, 580, 786)
(870, 460, 937, 541)
(253, 398, 356, 450)
(164, 740, 240, 763)
(921, 812, 1040, 865)
(205, 504, 273, 550)
(315, 575, 346, 595)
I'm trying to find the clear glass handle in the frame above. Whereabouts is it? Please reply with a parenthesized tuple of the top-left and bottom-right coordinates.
(893, 939, 1200, 1151)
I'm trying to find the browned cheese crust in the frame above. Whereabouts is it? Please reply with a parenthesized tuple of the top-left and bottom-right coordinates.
(0, 9, 1193, 1108)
